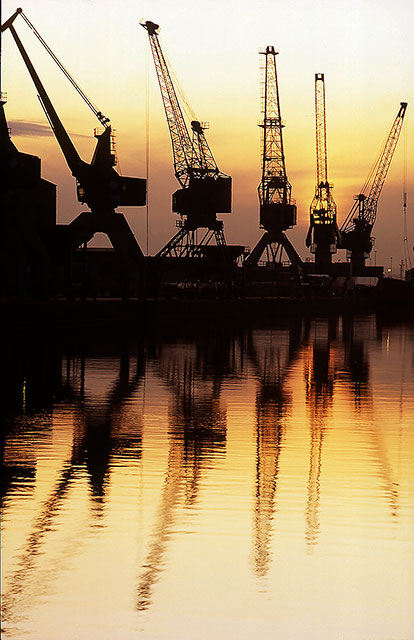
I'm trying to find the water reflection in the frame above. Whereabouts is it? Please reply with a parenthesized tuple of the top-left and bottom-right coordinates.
(2, 341, 146, 627)
(70, 346, 144, 501)
(137, 334, 234, 609)
(342, 317, 400, 518)
(248, 320, 302, 575)
(303, 318, 336, 550)
(2, 315, 414, 640)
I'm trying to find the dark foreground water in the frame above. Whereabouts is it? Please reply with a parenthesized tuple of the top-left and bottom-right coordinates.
(2, 313, 414, 639)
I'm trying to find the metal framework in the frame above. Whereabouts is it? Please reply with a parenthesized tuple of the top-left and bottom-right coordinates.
(339, 102, 407, 270)
(306, 73, 339, 271)
(141, 21, 231, 259)
(245, 46, 302, 271)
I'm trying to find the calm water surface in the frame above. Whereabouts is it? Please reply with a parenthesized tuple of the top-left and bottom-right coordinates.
(2, 314, 414, 639)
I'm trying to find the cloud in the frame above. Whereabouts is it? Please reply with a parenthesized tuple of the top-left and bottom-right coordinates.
(8, 120, 90, 139)
(9, 120, 53, 137)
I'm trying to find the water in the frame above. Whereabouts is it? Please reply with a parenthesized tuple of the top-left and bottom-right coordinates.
(2, 314, 414, 640)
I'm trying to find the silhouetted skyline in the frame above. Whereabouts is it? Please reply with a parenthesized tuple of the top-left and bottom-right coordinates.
(2, 0, 412, 269)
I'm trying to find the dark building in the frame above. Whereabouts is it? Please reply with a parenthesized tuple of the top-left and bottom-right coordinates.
(1, 100, 56, 298)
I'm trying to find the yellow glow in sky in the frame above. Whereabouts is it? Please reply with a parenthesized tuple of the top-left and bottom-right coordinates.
(2, 0, 413, 267)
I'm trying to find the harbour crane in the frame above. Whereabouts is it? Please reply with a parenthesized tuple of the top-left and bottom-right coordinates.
(245, 46, 302, 272)
(306, 73, 340, 272)
(2, 9, 146, 290)
(339, 102, 407, 273)
(141, 21, 233, 260)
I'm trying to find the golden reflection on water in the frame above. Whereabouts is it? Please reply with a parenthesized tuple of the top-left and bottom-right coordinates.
(1, 315, 414, 640)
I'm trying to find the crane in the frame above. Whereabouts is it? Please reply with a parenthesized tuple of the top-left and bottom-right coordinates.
(141, 21, 233, 259)
(245, 46, 302, 272)
(2, 9, 146, 290)
(339, 102, 407, 273)
(306, 73, 339, 272)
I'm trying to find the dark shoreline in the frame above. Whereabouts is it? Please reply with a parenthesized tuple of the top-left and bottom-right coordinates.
(3, 294, 414, 338)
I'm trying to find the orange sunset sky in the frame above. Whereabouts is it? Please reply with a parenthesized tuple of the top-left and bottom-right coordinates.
(2, 0, 413, 271)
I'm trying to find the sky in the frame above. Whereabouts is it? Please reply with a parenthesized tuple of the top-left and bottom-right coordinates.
(2, 0, 414, 272)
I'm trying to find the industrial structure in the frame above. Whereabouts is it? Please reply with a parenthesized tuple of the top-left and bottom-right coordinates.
(1, 7, 411, 303)
(1, 92, 56, 298)
(306, 74, 340, 272)
(141, 20, 241, 265)
(246, 46, 302, 273)
(2, 9, 146, 295)
(339, 102, 407, 275)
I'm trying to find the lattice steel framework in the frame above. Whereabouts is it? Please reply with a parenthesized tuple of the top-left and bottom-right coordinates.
(142, 20, 231, 258)
(341, 102, 407, 234)
(191, 120, 218, 176)
(245, 46, 301, 271)
(305, 73, 339, 270)
(258, 46, 291, 208)
(143, 21, 202, 187)
(309, 73, 337, 226)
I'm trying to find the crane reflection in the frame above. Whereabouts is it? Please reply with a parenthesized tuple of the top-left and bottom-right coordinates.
(303, 317, 337, 551)
(248, 319, 303, 576)
(136, 331, 241, 610)
(2, 339, 145, 622)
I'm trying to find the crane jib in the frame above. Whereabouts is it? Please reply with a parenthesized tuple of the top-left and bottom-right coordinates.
(2, 9, 110, 127)
(340, 101, 407, 233)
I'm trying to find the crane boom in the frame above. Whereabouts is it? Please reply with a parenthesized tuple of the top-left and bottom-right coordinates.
(306, 73, 339, 271)
(258, 46, 293, 213)
(6, 22, 83, 176)
(19, 9, 110, 127)
(339, 102, 407, 272)
(315, 73, 328, 189)
(141, 20, 201, 187)
(2, 9, 110, 127)
(341, 102, 407, 233)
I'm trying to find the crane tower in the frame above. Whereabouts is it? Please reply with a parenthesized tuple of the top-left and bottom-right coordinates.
(339, 102, 407, 273)
(306, 73, 339, 271)
(142, 21, 233, 260)
(245, 46, 302, 270)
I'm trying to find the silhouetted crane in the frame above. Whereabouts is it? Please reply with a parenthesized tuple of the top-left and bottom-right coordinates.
(339, 102, 407, 273)
(141, 21, 235, 260)
(245, 46, 302, 272)
(306, 73, 340, 272)
(2, 9, 146, 291)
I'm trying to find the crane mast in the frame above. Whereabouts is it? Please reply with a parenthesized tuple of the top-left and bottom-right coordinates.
(339, 102, 407, 272)
(258, 46, 291, 213)
(141, 21, 232, 259)
(306, 73, 339, 271)
(245, 46, 302, 270)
